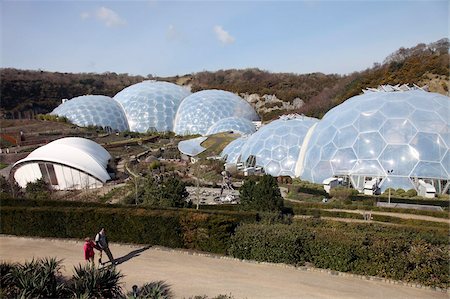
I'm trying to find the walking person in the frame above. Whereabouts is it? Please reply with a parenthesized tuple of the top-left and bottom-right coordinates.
(95, 228, 117, 265)
(83, 237, 96, 264)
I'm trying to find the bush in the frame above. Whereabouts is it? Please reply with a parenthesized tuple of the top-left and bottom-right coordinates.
(127, 281, 173, 299)
(68, 264, 124, 298)
(25, 178, 52, 200)
(240, 175, 284, 213)
(329, 187, 358, 200)
(0, 202, 257, 254)
(2, 257, 68, 298)
(228, 220, 449, 287)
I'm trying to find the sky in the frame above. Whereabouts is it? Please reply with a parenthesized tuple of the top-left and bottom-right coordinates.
(1, 0, 449, 77)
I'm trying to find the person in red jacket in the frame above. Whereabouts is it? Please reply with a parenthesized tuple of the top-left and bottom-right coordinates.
(83, 237, 96, 264)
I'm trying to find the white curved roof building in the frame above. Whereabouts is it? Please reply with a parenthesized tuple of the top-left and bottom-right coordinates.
(114, 81, 191, 133)
(301, 89, 450, 193)
(173, 90, 260, 135)
(51, 95, 129, 132)
(11, 137, 112, 190)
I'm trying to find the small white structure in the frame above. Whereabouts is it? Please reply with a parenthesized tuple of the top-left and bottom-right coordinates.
(11, 137, 112, 190)
(418, 180, 436, 198)
(323, 177, 343, 193)
(363, 178, 381, 196)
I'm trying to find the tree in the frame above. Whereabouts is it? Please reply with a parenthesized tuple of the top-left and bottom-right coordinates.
(25, 178, 51, 200)
(0, 176, 22, 199)
(160, 175, 190, 208)
(240, 175, 284, 212)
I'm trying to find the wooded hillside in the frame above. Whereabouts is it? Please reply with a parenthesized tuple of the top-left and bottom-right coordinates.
(1, 38, 448, 120)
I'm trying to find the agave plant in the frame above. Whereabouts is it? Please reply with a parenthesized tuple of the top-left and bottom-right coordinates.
(127, 281, 173, 299)
(69, 263, 124, 298)
(0, 261, 17, 298)
(4, 257, 68, 298)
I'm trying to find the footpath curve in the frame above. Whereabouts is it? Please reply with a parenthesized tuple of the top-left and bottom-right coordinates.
(0, 235, 446, 299)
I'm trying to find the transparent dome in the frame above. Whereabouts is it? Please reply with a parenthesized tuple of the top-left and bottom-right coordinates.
(173, 90, 259, 135)
(221, 137, 248, 164)
(206, 117, 256, 136)
(239, 117, 318, 177)
(114, 81, 191, 133)
(301, 90, 450, 191)
(51, 95, 129, 132)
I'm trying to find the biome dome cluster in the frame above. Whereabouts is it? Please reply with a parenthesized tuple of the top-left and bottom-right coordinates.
(51, 82, 259, 136)
(214, 88, 449, 194)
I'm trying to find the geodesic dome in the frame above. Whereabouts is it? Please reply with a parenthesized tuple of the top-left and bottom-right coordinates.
(239, 116, 318, 177)
(221, 137, 248, 164)
(173, 90, 259, 135)
(114, 81, 191, 133)
(51, 95, 129, 132)
(206, 117, 256, 136)
(301, 90, 450, 192)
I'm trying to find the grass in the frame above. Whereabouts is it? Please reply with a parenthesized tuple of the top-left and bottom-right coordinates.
(0, 162, 9, 170)
(198, 133, 240, 158)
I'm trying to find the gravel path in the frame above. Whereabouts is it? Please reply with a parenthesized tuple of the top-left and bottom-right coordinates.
(0, 235, 446, 299)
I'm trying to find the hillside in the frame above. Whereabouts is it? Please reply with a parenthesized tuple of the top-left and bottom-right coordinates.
(1, 38, 448, 120)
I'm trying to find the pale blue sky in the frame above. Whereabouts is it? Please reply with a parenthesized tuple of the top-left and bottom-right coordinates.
(1, 0, 448, 77)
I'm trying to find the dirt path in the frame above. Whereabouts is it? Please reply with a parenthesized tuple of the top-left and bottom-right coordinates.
(327, 209, 449, 224)
(0, 235, 446, 299)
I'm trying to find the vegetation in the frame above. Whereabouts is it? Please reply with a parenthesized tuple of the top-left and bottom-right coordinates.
(0, 258, 68, 298)
(25, 178, 52, 200)
(240, 175, 284, 213)
(127, 281, 173, 299)
(124, 174, 192, 208)
(68, 264, 124, 298)
(2, 39, 448, 120)
(0, 199, 257, 254)
(228, 220, 449, 288)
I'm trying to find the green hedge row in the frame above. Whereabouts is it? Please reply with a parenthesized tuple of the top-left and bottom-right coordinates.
(0, 205, 257, 254)
(229, 220, 449, 288)
(287, 200, 450, 219)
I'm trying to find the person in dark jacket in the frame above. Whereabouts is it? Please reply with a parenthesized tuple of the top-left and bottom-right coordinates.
(95, 228, 117, 265)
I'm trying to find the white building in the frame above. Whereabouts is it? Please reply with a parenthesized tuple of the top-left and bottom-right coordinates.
(11, 137, 112, 190)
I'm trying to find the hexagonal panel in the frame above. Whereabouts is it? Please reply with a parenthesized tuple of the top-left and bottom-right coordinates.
(331, 148, 357, 173)
(409, 110, 446, 134)
(333, 125, 358, 148)
(351, 160, 385, 176)
(353, 111, 385, 132)
(379, 100, 414, 118)
(410, 133, 447, 162)
(411, 162, 448, 179)
(379, 145, 419, 176)
(353, 132, 386, 159)
(380, 119, 417, 144)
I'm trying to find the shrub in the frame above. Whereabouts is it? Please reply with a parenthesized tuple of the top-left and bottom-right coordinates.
(68, 264, 124, 298)
(228, 220, 449, 287)
(25, 178, 52, 200)
(329, 187, 358, 200)
(240, 175, 284, 212)
(127, 281, 173, 299)
(3, 257, 68, 298)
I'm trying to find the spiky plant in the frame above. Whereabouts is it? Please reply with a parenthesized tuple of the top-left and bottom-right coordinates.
(5, 257, 68, 298)
(69, 263, 124, 298)
(0, 261, 17, 298)
(127, 281, 173, 299)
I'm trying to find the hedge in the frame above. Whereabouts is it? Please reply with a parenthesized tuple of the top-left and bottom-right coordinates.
(0, 205, 257, 254)
(229, 220, 449, 288)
